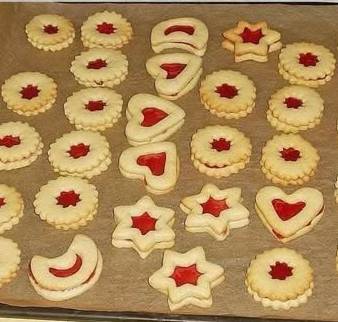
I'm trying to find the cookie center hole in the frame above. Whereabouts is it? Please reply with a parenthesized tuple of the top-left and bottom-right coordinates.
(141, 107, 168, 127)
(200, 197, 228, 217)
(272, 199, 306, 221)
(170, 264, 202, 287)
(211, 138, 231, 152)
(284, 97, 303, 109)
(0, 135, 21, 148)
(49, 254, 83, 277)
(56, 190, 81, 208)
(87, 59, 107, 69)
(67, 143, 90, 159)
(43, 24, 59, 34)
(160, 63, 187, 79)
(299, 52, 319, 67)
(85, 100, 106, 111)
(96, 22, 117, 34)
(269, 261, 293, 280)
(280, 147, 301, 161)
(20, 84, 40, 100)
(0, 197, 6, 208)
(240, 27, 263, 44)
(164, 25, 195, 35)
(136, 152, 166, 176)
(131, 212, 157, 235)
(215, 83, 238, 99)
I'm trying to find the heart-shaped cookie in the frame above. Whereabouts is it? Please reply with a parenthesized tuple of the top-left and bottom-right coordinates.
(255, 186, 324, 243)
(125, 93, 185, 146)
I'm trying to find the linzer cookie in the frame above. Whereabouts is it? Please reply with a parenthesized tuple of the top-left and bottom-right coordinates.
(246, 248, 313, 310)
(191, 125, 252, 178)
(29, 234, 102, 301)
(0, 122, 43, 170)
(2, 72, 57, 116)
(222, 21, 281, 62)
(180, 184, 249, 241)
(126, 93, 185, 145)
(0, 237, 20, 288)
(267, 85, 324, 133)
(70, 48, 128, 88)
(0, 185, 24, 234)
(26, 14, 75, 51)
(149, 247, 224, 311)
(151, 17, 208, 56)
(81, 11, 133, 49)
(255, 186, 324, 243)
(48, 130, 111, 179)
(199, 70, 256, 119)
(112, 196, 175, 258)
(64, 88, 123, 131)
(34, 176, 98, 230)
(261, 134, 319, 186)
(119, 142, 179, 195)
(279, 42, 336, 87)
(146, 53, 202, 100)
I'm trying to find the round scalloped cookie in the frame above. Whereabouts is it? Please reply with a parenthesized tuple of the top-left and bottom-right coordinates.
(2, 72, 57, 116)
(26, 14, 75, 52)
(81, 11, 133, 49)
(0, 237, 21, 287)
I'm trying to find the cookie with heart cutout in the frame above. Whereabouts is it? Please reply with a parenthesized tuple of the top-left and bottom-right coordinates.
(246, 248, 313, 310)
(151, 17, 208, 56)
(125, 93, 185, 146)
(255, 186, 324, 243)
(180, 184, 249, 241)
(146, 53, 202, 100)
(119, 142, 179, 195)
(29, 234, 102, 301)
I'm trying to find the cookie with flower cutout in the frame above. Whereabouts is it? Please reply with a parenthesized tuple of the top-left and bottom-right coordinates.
(200, 70, 256, 119)
(180, 184, 249, 241)
(222, 21, 281, 63)
(191, 125, 252, 178)
(119, 142, 179, 195)
(34, 176, 98, 230)
(246, 248, 313, 310)
(261, 134, 319, 186)
(64, 88, 123, 132)
(48, 130, 111, 179)
(2, 72, 57, 116)
(256, 186, 324, 243)
(267, 85, 324, 133)
(29, 234, 102, 301)
(151, 17, 208, 56)
(126, 93, 185, 146)
(0, 122, 43, 170)
(70, 48, 128, 88)
(279, 42, 336, 87)
(146, 53, 202, 100)
(149, 246, 224, 311)
(112, 196, 175, 258)
(26, 14, 75, 52)
(81, 11, 133, 49)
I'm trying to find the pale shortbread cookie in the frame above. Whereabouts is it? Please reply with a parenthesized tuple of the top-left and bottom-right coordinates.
(246, 248, 313, 310)
(255, 186, 324, 243)
(70, 48, 128, 88)
(191, 125, 252, 178)
(261, 134, 319, 186)
(26, 14, 75, 52)
(81, 11, 133, 49)
(222, 21, 281, 62)
(112, 196, 175, 259)
(267, 85, 324, 133)
(48, 130, 111, 179)
(0, 237, 21, 287)
(64, 88, 123, 131)
(200, 70, 256, 119)
(151, 17, 208, 56)
(149, 247, 224, 311)
(180, 184, 249, 241)
(2, 72, 57, 116)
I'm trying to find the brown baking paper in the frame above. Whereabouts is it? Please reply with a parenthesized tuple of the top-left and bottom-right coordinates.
(0, 2, 337, 321)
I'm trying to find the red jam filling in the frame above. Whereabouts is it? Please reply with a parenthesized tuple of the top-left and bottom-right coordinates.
(272, 199, 306, 221)
(137, 152, 166, 176)
(0, 198, 5, 208)
(0, 135, 21, 148)
(96, 22, 117, 34)
(49, 254, 82, 277)
(211, 138, 231, 152)
(280, 147, 301, 161)
(141, 107, 168, 127)
(269, 261, 293, 280)
(67, 143, 90, 159)
(215, 83, 238, 99)
(299, 52, 319, 67)
(85, 100, 106, 111)
(87, 59, 107, 69)
(56, 190, 81, 208)
(240, 27, 264, 44)
(43, 24, 58, 34)
(160, 63, 187, 79)
(272, 229, 284, 239)
(200, 197, 229, 217)
(284, 97, 303, 109)
(170, 264, 202, 287)
(164, 25, 195, 36)
(131, 212, 157, 235)
(20, 85, 40, 100)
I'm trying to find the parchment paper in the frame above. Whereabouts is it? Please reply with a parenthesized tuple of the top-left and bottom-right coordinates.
(0, 2, 337, 321)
